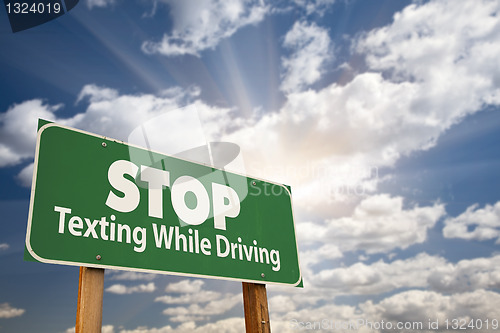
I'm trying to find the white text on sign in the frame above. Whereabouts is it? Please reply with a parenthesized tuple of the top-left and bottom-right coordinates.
(105, 160, 240, 230)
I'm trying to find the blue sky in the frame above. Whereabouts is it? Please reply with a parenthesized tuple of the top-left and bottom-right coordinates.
(1, 0, 500, 332)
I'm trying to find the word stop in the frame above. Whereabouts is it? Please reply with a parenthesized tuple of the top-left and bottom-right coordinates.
(105, 160, 241, 230)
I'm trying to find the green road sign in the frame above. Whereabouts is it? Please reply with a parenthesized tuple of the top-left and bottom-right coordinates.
(25, 121, 302, 287)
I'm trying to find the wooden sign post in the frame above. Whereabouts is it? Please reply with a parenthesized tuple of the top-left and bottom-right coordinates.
(75, 267, 105, 333)
(242, 282, 271, 333)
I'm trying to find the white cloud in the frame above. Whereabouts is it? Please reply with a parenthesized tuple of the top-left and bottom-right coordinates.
(311, 253, 443, 294)
(0, 303, 25, 318)
(280, 21, 332, 93)
(3, 0, 500, 207)
(7, 0, 500, 205)
(0, 84, 233, 187)
(16, 163, 33, 187)
(266, 251, 500, 325)
(142, 0, 269, 57)
(162, 293, 241, 322)
(270, 302, 365, 333)
(164, 280, 204, 294)
(427, 255, 500, 293)
(155, 290, 221, 305)
(356, 0, 500, 109)
(85, 0, 115, 10)
(297, 194, 445, 254)
(357, 0, 500, 101)
(118, 317, 244, 333)
(222, 0, 500, 214)
(66, 325, 115, 333)
(107, 270, 157, 281)
(76, 84, 119, 103)
(105, 282, 156, 294)
(103, 326, 116, 333)
(293, 0, 336, 16)
(0, 243, 9, 251)
(0, 99, 62, 167)
(360, 289, 500, 332)
(67, 84, 192, 141)
(267, 289, 500, 333)
(63, 286, 500, 333)
(443, 201, 500, 242)
(275, 253, 500, 307)
(156, 280, 241, 322)
(269, 295, 297, 313)
(298, 243, 343, 279)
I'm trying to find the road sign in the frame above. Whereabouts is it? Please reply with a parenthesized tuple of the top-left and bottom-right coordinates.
(26, 121, 302, 287)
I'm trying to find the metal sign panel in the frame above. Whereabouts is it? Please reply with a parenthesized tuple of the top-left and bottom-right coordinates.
(25, 121, 302, 287)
